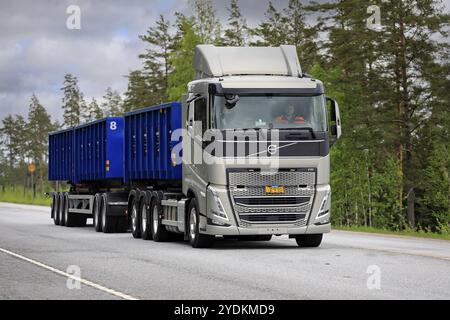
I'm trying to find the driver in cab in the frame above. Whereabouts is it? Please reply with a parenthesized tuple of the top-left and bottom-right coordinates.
(275, 105, 306, 125)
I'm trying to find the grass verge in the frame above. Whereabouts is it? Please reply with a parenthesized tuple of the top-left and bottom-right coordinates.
(0, 187, 51, 206)
(333, 225, 450, 241)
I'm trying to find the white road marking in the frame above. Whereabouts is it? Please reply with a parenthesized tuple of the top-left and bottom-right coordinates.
(0, 247, 139, 300)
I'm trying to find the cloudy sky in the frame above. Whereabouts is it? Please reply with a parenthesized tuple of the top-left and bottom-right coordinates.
(0, 0, 449, 123)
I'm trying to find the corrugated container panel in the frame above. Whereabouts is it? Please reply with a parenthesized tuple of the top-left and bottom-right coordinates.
(48, 128, 73, 181)
(124, 102, 182, 182)
(73, 117, 124, 183)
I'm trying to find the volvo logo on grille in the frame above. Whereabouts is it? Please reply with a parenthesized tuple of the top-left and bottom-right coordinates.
(268, 145, 278, 155)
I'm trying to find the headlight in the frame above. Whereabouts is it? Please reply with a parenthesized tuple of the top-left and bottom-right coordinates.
(317, 186, 331, 218)
(207, 186, 229, 221)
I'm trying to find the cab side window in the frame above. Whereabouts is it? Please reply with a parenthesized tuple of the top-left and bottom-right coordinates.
(194, 98, 207, 135)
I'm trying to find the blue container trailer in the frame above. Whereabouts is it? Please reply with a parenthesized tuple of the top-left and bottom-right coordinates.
(48, 103, 184, 233)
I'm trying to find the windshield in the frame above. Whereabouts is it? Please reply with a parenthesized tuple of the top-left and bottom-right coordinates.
(212, 95, 327, 132)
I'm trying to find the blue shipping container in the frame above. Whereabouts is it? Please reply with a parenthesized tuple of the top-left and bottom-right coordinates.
(73, 117, 124, 183)
(124, 102, 182, 182)
(48, 117, 125, 183)
(49, 127, 74, 181)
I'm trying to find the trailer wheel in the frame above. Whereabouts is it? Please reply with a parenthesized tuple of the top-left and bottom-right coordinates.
(101, 194, 115, 233)
(140, 196, 152, 240)
(188, 198, 214, 248)
(295, 234, 323, 247)
(130, 197, 141, 238)
(57, 193, 65, 226)
(150, 196, 169, 242)
(93, 194, 102, 232)
(60, 193, 68, 226)
(52, 194, 60, 225)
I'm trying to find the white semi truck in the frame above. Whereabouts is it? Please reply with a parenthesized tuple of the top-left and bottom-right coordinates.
(49, 45, 341, 248)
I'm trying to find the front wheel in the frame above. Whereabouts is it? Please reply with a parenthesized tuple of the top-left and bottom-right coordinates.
(188, 199, 214, 248)
(295, 234, 323, 247)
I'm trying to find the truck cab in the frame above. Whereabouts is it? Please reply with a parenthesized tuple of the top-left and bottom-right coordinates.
(181, 45, 342, 247)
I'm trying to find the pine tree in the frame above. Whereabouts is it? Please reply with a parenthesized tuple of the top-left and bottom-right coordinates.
(223, 0, 248, 46)
(123, 70, 157, 112)
(0, 115, 27, 168)
(189, 0, 221, 44)
(26, 94, 53, 192)
(61, 74, 85, 128)
(282, 0, 320, 70)
(168, 15, 201, 101)
(84, 98, 103, 122)
(139, 15, 174, 101)
(251, 2, 286, 46)
(102, 87, 123, 116)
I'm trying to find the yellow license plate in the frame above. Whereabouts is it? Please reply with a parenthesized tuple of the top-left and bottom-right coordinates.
(265, 186, 285, 194)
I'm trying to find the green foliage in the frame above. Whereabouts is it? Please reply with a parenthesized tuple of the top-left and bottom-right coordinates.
(189, 0, 221, 44)
(139, 15, 174, 103)
(123, 70, 157, 112)
(61, 74, 85, 128)
(167, 15, 201, 102)
(101, 87, 123, 116)
(84, 97, 103, 122)
(223, 0, 248, 46)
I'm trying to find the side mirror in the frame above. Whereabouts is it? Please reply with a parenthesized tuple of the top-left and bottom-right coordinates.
(326, 97, 342, 140)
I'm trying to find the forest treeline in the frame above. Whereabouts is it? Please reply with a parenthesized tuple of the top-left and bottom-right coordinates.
(0, 0, 449, 234)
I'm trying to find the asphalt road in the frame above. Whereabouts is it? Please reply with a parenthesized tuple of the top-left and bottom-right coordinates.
(0, 202, 449, 300)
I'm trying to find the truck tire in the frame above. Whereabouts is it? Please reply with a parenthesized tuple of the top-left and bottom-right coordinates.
(60, 193, 69, 226)
(57, 193, 65, 226)
(130, 196, 141, 238)
(140, 194, 152, 240)
(93, 194, 102, 232)
(101, 193, 115, 233)
(52, 194, 60, 225)
(150, 195, 169, 242)
(295, 234, 323, 247)
(188, 198, 214, 248)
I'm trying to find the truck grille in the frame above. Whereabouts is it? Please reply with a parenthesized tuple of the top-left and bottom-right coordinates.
(228, 169, 316, 225)
(228, 169, 315, 186)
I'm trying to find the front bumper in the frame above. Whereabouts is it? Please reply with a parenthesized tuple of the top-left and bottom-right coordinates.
(205, 222, 331, 236)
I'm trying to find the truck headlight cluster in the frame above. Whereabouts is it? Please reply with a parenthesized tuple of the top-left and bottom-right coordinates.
(207, 186, 229, 221)
(318, 186, 331, 218)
